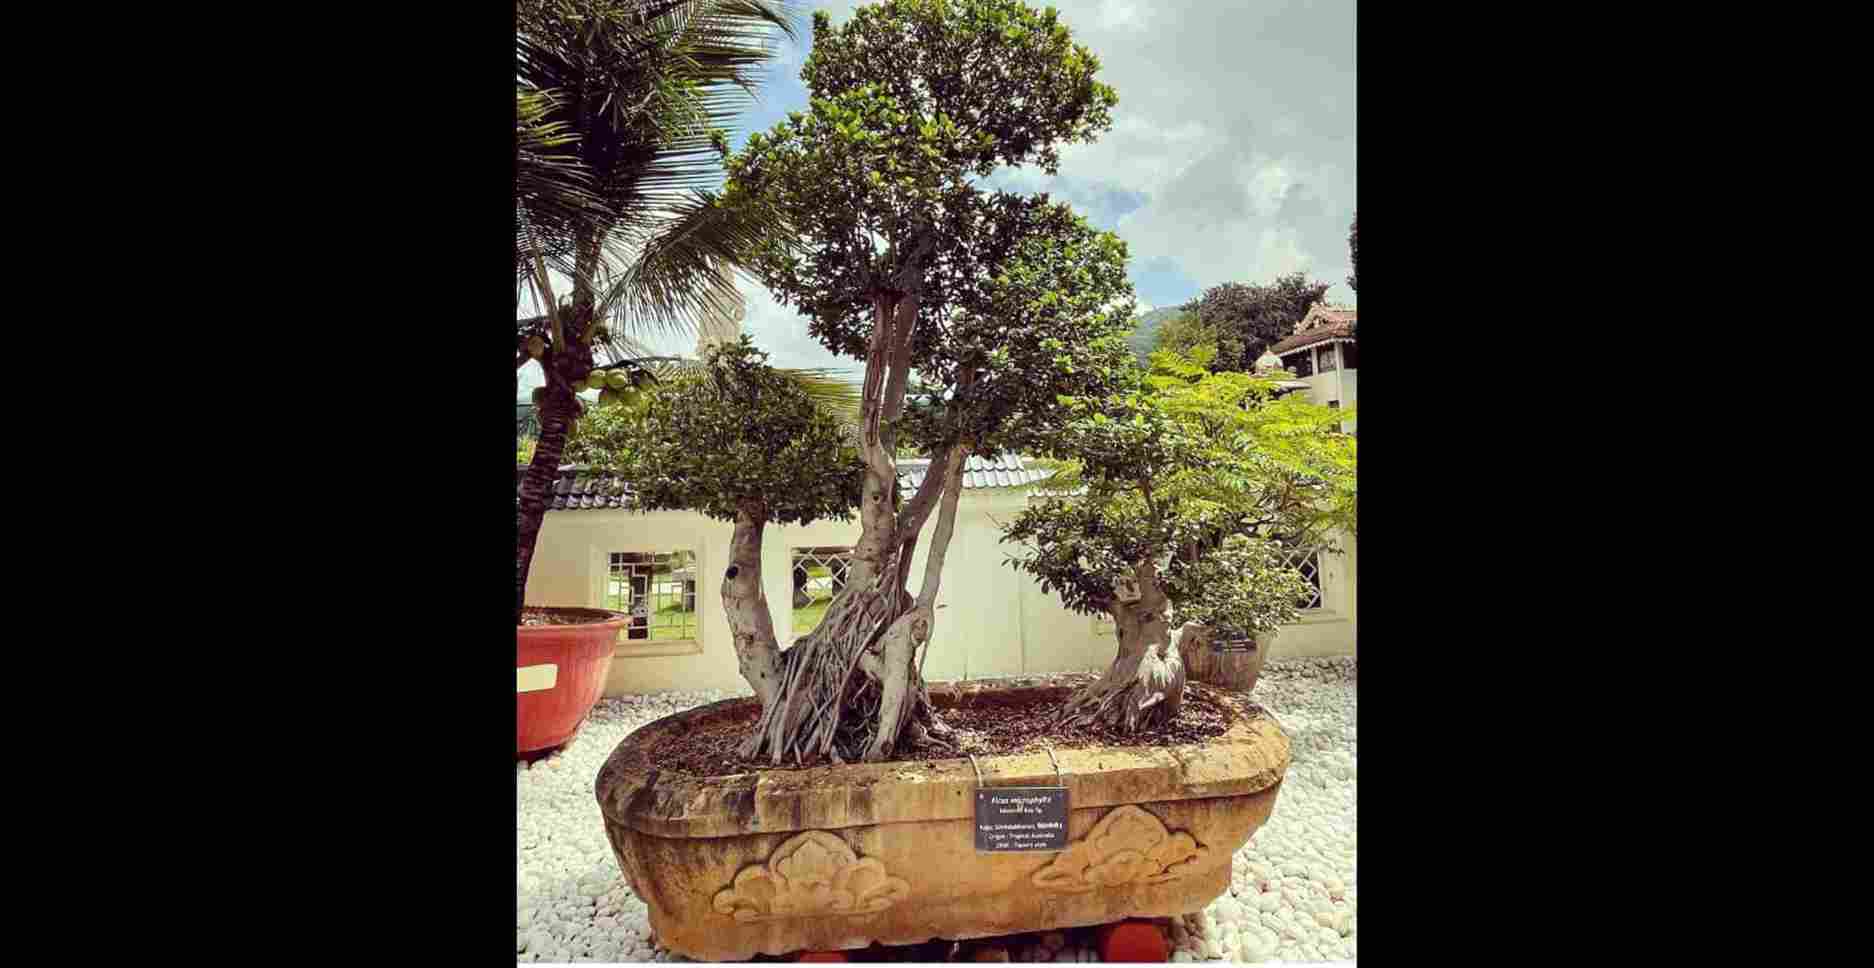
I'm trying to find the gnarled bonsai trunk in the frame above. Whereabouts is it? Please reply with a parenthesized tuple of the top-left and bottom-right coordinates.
(723, 501, 784, 707)
(737, 276, 964, 765)
(1059, 560, 1187, 734)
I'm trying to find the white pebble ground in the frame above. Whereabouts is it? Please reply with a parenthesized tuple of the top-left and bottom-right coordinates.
(517, 656, 1355, 963)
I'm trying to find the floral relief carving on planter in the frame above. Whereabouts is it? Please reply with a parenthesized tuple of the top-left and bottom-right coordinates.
(712, 830, 910, 922)
(1032, 805, 1206, 893)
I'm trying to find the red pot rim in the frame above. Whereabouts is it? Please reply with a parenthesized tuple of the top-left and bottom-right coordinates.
(517, 606, 633, 630)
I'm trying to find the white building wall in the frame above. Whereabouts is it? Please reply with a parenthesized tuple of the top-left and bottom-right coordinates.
(1300, 345, 1357, 434)
(525, 490, 1354, 696)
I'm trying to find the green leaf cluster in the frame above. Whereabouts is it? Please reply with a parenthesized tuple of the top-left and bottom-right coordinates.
(1178, 273, 1333, 372)
(721, 0, 1128, 400)
(563, 336, 866, 525)
(1001, 349, 1356, 633)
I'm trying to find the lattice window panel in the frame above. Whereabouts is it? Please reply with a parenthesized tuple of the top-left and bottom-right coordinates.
(790, 546, 852, 636)
(1284, 547, 1325, 610)
(606, 551, 698, 641)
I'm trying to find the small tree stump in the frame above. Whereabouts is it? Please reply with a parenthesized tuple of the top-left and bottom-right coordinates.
(1174, 623, 1271, 694)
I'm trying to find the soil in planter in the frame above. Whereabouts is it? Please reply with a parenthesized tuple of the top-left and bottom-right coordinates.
(644, 678, 1238, 777)
(519, 607, 617, 626)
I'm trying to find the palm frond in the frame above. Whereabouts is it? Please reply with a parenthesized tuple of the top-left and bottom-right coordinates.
(516, 87, 611, 279)
(517, 0, 800, 346)
(592, 190, 786, 335)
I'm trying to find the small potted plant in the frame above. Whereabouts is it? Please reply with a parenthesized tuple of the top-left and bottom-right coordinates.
(1168, 535, 1314, 694)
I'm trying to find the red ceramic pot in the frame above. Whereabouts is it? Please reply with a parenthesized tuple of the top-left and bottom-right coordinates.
(517, 607, 628, 755)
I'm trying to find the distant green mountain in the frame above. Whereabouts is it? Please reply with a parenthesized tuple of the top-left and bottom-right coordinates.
(1127, 306, 1184, 364)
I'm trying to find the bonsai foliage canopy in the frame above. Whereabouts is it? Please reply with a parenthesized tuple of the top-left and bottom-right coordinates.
(564, 336, 865, 525)
(1002, 349, 1355, 731)
(709, 0, 1133, 764)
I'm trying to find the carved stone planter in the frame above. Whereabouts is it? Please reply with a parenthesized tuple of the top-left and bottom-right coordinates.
(593, 677, 1290, 961)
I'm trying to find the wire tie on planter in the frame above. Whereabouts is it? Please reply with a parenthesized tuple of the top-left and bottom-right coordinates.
(1042, 744, 1062, 786)
(969, 752, 985, 787)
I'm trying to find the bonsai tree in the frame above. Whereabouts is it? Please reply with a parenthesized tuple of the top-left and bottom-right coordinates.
(514, 0, 800, 625)
(564, 337, 865, 706)
(719, 0, 1129, 764)
(1002, 348, 1356, 733)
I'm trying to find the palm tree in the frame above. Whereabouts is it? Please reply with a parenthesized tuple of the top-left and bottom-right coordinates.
(515, 0, 810, 624)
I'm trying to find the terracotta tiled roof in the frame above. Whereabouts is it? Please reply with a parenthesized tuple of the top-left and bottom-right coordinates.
(1270, 303, 1357, 356)
(520, 453, 1052, 512)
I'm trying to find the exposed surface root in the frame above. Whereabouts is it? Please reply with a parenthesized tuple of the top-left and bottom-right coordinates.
(1058, 642, 1187, 735)
(738, 557, 945, 765)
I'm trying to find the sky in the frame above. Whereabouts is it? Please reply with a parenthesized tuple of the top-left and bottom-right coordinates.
(522, 0, 1356, 392)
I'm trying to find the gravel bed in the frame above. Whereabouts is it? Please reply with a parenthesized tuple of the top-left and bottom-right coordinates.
(517, 656, 1356, 963)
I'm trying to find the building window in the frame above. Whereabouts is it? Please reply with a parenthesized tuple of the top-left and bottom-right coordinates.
(790, 546, 852, 637)
(1340, 340, 1357, 369)
(1287, 349, 1314, 377)
(606, 551, 699, 641)
(1316, 344, 1337, 373)
(1283, 547, 1325, 611)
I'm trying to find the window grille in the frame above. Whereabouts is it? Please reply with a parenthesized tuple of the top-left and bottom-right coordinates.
(606, 551, 698, 641)
(1283, 547, 1325, 610)
(790, 546, 852, 636)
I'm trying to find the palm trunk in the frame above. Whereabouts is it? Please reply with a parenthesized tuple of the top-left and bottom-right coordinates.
(516, 380, 579, 625)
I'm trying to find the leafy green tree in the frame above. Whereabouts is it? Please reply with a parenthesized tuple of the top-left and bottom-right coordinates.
(1150, 309, 1218, 360)
(1182, 272, 1332, 371)
(514, 0, 801, 625)
(720, 0, 1126, 764)
(1001, 349, 1355, 733)
(565, 338, 866, 704)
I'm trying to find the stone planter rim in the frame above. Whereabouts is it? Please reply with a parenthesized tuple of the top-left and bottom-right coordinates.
(595, 676, 1290, 840)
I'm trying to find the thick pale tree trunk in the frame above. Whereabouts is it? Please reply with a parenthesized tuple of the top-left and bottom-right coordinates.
(722, 501, 784, 707)
(1058, 561, 1188, 733)
(737, 276, 968, 765)
(860, 445, 966, 761)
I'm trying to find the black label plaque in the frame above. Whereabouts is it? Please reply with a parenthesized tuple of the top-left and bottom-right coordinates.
(974, 787, 1070, 852)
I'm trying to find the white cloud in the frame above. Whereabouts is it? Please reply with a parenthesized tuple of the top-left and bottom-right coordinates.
(737, 284, 860, 375)
(994, 0, 1358, 303)
(526, 0, 1357, 395)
